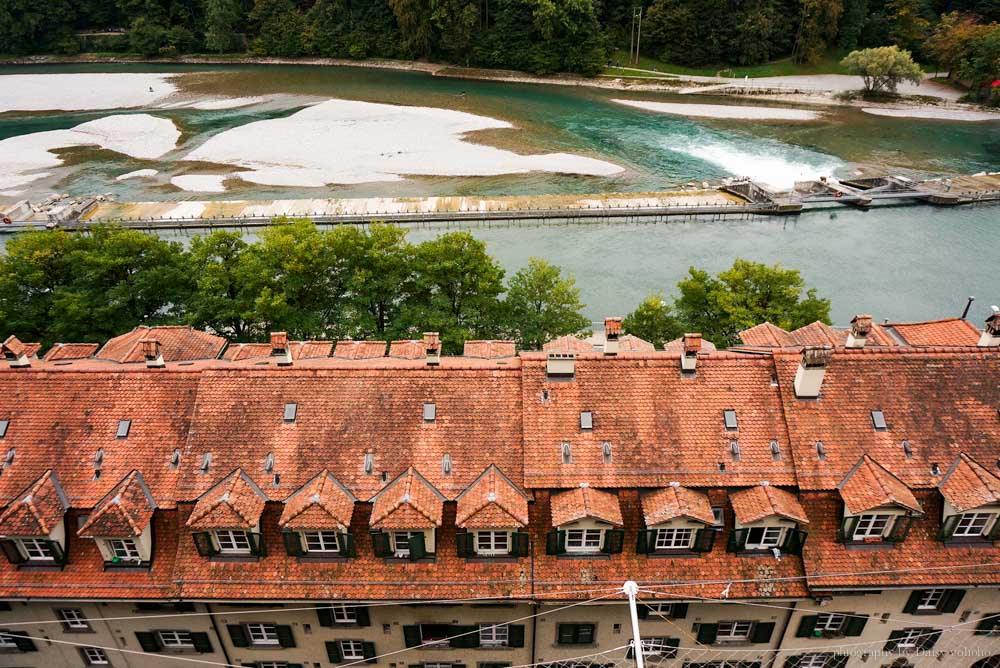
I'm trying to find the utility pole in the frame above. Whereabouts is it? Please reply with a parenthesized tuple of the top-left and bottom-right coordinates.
(624, 581, 645, 668)
(629, 8, 636, 66)
(634, 7, 642, 66)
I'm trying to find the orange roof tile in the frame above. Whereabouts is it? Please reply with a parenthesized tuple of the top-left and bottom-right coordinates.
(791, 321, 847, 347)
(455, 465, 529, 528)
(837, 455, 922, 515)
(97, 326, 226, 363)
(886, 318, 982, 347)
(463, 340, 517, 358)
(939, 453, 1000, 513)
(0, 470, 68, 536)
(186, 469, 267, 529)
(550, 484, 622, 526)
(333, 340, 387, 360)
(388, 340, 426, 360)
(618, 335, 656, 352)
(641, 484, 715, 526)
(279, 470, 357, 530)
(738, 323, 797, 347)
(730, 484, 808, 524)
(369, 468, 444, 529)
(42, 343, 100, 362)
(78, 470, 156, 538)
(663, 336, 716, 353)
(542, 335, 594, 354)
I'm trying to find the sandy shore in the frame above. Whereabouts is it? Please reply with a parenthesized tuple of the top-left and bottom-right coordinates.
(613, 99, 821, 120)
(861, 107, 1000, 121)
(171, 175, 228, 192)
(0, 73, 177, 112)
(116, 169, 159, 181)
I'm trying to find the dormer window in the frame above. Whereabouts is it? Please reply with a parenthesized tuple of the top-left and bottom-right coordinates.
(580, 411, 593, 430)
(744, 527, 782, 549)
(728, 484, 809, 556)
(116, 420, 131, 439)
(547, 486, 624, 556)
(283, 403, 297, 422)
(723, 410, 738, 431)
(871, 410, 887, 430)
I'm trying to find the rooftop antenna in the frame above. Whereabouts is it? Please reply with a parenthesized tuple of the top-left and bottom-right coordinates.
(961, 296, 975, 320)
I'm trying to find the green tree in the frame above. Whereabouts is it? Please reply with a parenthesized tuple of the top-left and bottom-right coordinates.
(127, 16, 167, 56)
(0, 231, 76, 346)
(926, 12, 994, 78)
(205, 0, 244, 53)
(793, 0, 843, 64)
(958, 25, 1000, 100)
(622, 292, 683, 346)
(503, 258, 589, 350)
(186, 231, 259, 339)
(886, 0, 931, 54)
(348, 224, 415, 338)
(249, 0, 306, 56)
(673, 259, 831, 346)
(841, 45, 923, 93)
(838, 0, 868, 50)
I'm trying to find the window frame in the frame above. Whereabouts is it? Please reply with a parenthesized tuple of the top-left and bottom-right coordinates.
(953, 512, 994, 537)
(157, 630, 195, 649)
(916, 589, 945, 611)
(744, 526, 783, 550)
(0, 632, 17, 649)
(302, 530, 341, 554)
(339, 639, 366, 660)
(330, 604, 358, 624)
(896, 628, 925, 650)
(106, 538, 141, 561)
(654, 527, 694, 550)
(564, 528, 603, 553)
(18, 537, 55, 561)
(475, 530, 510, 556)
(716, 620, 753, 641)
(214, 529, 252, 555)
(82, 646, 111, 665)
(391, 530, 425, 558)
(799, 653, 833, 668)
(635, 636, 676, 657)
(245, 622, 280, 647)
(557, 623, 596, 645)
(815, 613, 846, 633)
(852, 513, 893, 539)
(479, 623, 509, 648)
(58, 608, 90, 631)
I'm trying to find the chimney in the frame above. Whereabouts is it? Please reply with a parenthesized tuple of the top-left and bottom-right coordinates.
(793, 346, 833, 399)
(603, 317, 622, 355)
(979, 306, 1000, 347)
(547, 352, 576, 380)
(423, 332, 441, 366)
(846, 314, 872, 349)
(270, 332, 292, 366)
(1, 336, 30, 368)
(140, 339, 164, 368)
(681, 333, 701, 373)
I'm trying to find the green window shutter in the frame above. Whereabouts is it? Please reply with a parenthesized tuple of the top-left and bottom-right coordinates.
(326, 640, 342, 662)
(884, 629, 905, 651)
(338, 531, 356, 558)
(625, 643, 635, 659)
(508, 624, 525, 647)
(843, 614, 868, 636)
(276, 624, 296, 647)
(190, 632, 213, 653)
(663, 637, 680, 658)
(248, 531, 265, 557)
(449, 625, 480, 648)
(636, 528, 653, 554)
(193, 532, 218, 557)
(837, 516, 859, 543)
(903, 591, 924, 614)
(886, 515, 913, 543)
(989, 516, 1000, 541)
(402, 625, 421, 648)
(671, 603, 689, 619)
(781, 528, 807, 555)
(557, 624, 576, 644)
(920, 629, 942, 650)
(511, 531, 529, 557)
(408, 532, 427, 560)
(355, 606, 371, 627)
(370, 531, 391, 558)
(455, 532, 474, 558)
(692, 528, 716, 552)
(939, 514, 959, 541)
(636, 604, 649, 619)
(940, 589, 966, 613)
(601, 528, 625, 554)
(975, 613, 1000, 636)
(316, 603, 335, 627)
(227, 624, 249, 648)
(135, 631, 162, 652)
(751, 621, 775, 643)
(546, 530, 566, 555)
(726, 528, 747, 553)
(795, 615, 818, 638)
(49, 540, 66, 566)
(696, 623, 718, 645)
(362, 640, 377, 663)
(7, 631, 36, 652)
(282, 530, 304, 556)
(0, 540, 25, 565)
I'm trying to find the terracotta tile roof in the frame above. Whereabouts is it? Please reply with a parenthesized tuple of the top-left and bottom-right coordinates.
(837, 455, 922, 515)
(550, 484, 622, 526)
(885, 318, 982, 346)
(1, 335, 32, 359)
(618, 335, 656, 352)
(939, 453, 1000, 513)
(542, 335, 594, 354)
(730, 483, 808, 524)
(333, 340, 387, 359)
(0, 470, 68, 536)
(186, 469, 267, 529)
(296, 342, 333, 359)
(278, 470, 357, 530)
(463, 340, 517, 358)
(42, 343, 100, 362)
(663, 336, 716, 353)
(388, 340, 426, 359)
(369, 468, 444, 529)
(22, 343, 41, 357)
(97, 326, 226, 363)
(223, 341, 332, 361)
(738, 323, 798, 347)
(78, 470, 156, 538)
(641, 484, 715, 526)
(455, 465, 529, 528)
(775, 348, 1000, 490)
(791, 321, 847, 347)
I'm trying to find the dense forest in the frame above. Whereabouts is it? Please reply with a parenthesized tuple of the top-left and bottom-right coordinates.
(0, 0, 998, 76)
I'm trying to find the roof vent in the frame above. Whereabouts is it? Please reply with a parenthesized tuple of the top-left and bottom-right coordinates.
(199, 452, 212, 473)
(283, 403, 297, 422)
(364, 452, 374, 475)
(546, 352, 576, 380)
(730, 440, 741, 461)
(0, 420, 7, 438)
(760, 480, 770, 486)
(846, 314, 872, 349)
(931, 463, 942, 476)
(541, 389, 550, 402)
(816, 441, 826, 460)
(116, 419, 131, 439)
(271, 332, 292, 366)
(979, 306, 1000, 347)
(580, 411, 593, 430)
(1, 336, 31, 368)
(681, 333, 701, 373)
(93, 448, 104, 468)
(273, 473, 281, 486)
(487, 492, 497, 502)
(669, 481, 680, 488)
(561, 442, 572, 464)
(902, 440, 913, 459)
(579, 482, 589, 488)
(718, 462, 726, 473)
(442, 454, 452, 475)
(604, 317, 622, 355)
(264, 452, 275, 473)
(2, 448, 14, 471)
(794, 346, 833, 399)
(423, 332, 441, 366)
(602, 441, 612, 463)
(770, 440, 781, 461)
(141, 338, 165, 368)
(170, 449, 181, 469)
(423, 402, 436, 422)
(311, 493, 321, 503)
(380, 471, 388, 483)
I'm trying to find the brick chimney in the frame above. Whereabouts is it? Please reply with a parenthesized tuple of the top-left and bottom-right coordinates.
(1, 336, 30, 368)
(270, 332, 292, 366)
(846, 314, 872, 349)
(979, 306, 1000, 347)
(604, 317, 622, 355)
(793, 346, 833, 399)
(423, 332, 441, 366)
(140, 339, 165, 368)
(681, 333, 701, 373)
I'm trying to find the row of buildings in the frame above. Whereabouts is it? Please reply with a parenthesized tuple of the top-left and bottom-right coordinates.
(0, 311, 998, 668)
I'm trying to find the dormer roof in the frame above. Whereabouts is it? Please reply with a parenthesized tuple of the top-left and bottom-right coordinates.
(0, 470, 68, 537)
(455, 465, 529, 528)
(42, 342, 100, 361)
(186, 469, 267, 529)
(463, 340, 517, 359)
(78, 470, 156, 538)
(98, 326, 226, 363)
(543, 335, 593, 354)
(641, 485, 715, 526)
(369, 468, 445, 529)
(730, 484, 808, 524)
(550, 484, 622, 527)
(279, 470, 357, 530)
(939, 453, 1000, 513)
(837, 455, 922, 515)
(333, 340, 387, 360)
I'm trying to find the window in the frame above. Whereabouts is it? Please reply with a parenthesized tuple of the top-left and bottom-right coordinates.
(214, 530, 251, 554)
(246, 623, 279, 646)
(744, 526, 783, 549)
(340, 639, 365, 660)
(916, 589, 945, 611)
(107, 538, 141, 561)
(723, 410, 738, 430)
(423, 403, 436, 422)
(58, 608, 89, 630)
(329, 604, 357, 624)
(419, 624, 451, 647)
(815, 614, 846, 632)
(633, 637, 677, 657)
(954, 512, 993, 537)
(116, 419, 131, 438)
(853, 514, 892, 539)
(158, 630, 194, 649)
(557, 623, 595, 645)
(424, 664, 453, 668)
(476, 531, 509, 556)
(871, 410, 887, 430)
(644, 602, 675, 615)
(392, 531, 423, 558)
(895, 628, 925, 650)
(655, 528, 693, 550)
(303, 531, 340, 554)
(480, 623, 509, 647)
(258, 663, 289, 668)
(717, 621, 753, 641)
(799, 654, 833, 668)
(19, 538, 54, 561)
(580, 411, 593, 430)
(82, 647, 110, 665)
(283, 403, 297, 422)
(565, 529, 603, 552)
(0, 633, 16, 649)
(711, 507, 724, 528)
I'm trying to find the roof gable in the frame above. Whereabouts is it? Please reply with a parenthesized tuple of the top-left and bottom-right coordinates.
(78, 470, 156, 537)
(730, 484, 808, 524)
(939, 453, 1000, 513)
(641, 484, 715, 526)
(463, 341, 517, 359)
(738, 323, 797, 347)
(837, 455, 923, 515)
(887, 318, 981, 347)
(0, 470, 68, 536)
(279, 470, 357, 529)
(455, 465, 529, 528)
(370, 468, 445, 529)
(550, 484, 622, 526)
(186, 469, 267, 529)
(333, 341, 387, 360)
(543, 335, 593, 354)
(42, 343, 100, 362)
(97, 326, 226, 363)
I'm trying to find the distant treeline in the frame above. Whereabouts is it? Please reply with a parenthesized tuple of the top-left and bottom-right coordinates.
(1, 0, 999, 75)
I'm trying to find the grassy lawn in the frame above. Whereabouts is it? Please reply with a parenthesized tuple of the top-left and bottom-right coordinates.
(604, 49, 853, 78)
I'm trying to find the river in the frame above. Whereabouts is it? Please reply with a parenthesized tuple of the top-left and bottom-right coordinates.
(1, 63, 998, 324)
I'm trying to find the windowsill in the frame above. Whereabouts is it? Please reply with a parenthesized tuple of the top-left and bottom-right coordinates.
(554, 644, 597, 649)
(245, 643, 283, 650)
(478, 645, 513, 650)
(735, 549, 780, 558)
(714, 639, 752, 646)
(910, 609, 944, 616)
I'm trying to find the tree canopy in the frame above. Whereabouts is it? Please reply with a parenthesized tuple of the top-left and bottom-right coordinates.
(841, 45, 923, 92)
(503, 258, 590, 350)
